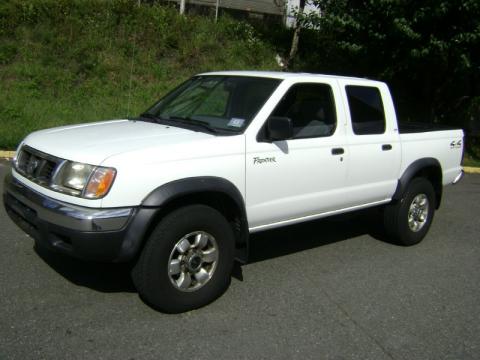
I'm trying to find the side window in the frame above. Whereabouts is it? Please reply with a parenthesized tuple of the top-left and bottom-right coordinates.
(271, 83, 337, 139)
(346, 86, 386, 135)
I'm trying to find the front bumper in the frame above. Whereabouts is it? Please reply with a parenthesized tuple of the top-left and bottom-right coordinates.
(3, 172, 155, 262)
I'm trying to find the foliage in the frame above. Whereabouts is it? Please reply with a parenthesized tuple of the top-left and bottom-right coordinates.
(0, 0, 279, 149)
(2, 0, 479, 160)
(297, 0, 480, 135)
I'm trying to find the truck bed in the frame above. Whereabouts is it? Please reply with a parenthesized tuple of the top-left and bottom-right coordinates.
(398, 125, 464, 186)
(399, 121, 460, 134)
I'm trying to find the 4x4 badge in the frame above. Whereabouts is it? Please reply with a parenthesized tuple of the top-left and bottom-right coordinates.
(450, 140, 462, 149)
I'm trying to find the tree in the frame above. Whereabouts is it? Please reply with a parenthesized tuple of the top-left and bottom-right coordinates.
(284, 0, 306, 70)
(301, 0, 480, 131)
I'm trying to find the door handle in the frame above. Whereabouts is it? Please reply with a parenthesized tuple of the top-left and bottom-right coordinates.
(382, 144, 392, 151)
(331, 147, 344, 155)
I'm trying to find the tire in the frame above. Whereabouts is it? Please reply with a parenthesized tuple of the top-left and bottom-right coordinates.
(383, 177, 436, 246)
(132, 204, 235, 313)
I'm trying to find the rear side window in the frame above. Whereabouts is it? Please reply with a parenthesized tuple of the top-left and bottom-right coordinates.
(346, 86, 386, 135)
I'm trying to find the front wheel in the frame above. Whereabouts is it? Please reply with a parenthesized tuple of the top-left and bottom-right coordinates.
(132, 204, 235, 313)
(383, 177, 436, 246)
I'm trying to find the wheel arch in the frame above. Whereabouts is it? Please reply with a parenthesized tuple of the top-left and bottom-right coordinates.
(392, 158, 443, 209)
(138, 177, 249, 263)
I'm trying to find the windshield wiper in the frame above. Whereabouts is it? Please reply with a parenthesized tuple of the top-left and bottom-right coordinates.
(167, 116, 219, 134)
(138, 112, 165, 123)
(138, 113, 222, 135)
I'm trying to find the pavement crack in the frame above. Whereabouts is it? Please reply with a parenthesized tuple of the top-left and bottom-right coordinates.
(319, 286, 400, 360)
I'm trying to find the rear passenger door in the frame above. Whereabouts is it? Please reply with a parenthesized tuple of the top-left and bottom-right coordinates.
(245, 80, 349, 230)
(340, 81, 401, 205)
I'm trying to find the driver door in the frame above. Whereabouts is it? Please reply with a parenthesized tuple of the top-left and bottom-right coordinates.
(245, 80, 349, 231)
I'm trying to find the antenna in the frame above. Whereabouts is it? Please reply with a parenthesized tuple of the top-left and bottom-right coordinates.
(126, 33, 136, 117)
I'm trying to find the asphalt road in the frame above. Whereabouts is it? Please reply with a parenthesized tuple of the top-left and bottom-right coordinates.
(1, 160, 479, 360)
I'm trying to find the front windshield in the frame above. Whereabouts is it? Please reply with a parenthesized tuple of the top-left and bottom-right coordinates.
(143, 76, 281, 134)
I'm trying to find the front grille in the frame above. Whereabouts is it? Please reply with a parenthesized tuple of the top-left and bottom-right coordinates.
(15, 146, 62, 186)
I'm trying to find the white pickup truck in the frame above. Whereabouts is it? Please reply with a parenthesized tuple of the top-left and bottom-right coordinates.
(3, 71, 464, 312)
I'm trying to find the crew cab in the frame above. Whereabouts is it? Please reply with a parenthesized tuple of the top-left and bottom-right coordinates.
(3, 71, 464, 312)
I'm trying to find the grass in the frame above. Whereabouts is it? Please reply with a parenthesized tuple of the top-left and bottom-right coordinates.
(4, 0, 476, 161)
(463, 155, 480, 168)
(0, 0, 281, 149)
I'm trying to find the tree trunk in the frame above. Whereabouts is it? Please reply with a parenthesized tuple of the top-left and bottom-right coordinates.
(284, 0, 306, 71)
(180, 0, 186, 14)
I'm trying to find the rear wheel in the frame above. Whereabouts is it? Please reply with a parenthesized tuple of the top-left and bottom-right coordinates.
(383, 177, 435, 246)
(132, 204, 235, 313)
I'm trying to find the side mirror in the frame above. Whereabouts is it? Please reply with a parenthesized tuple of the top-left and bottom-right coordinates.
(267, 116, 293, 141)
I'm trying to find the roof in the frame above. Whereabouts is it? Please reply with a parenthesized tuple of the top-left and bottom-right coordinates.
(197, 70, 378, 83)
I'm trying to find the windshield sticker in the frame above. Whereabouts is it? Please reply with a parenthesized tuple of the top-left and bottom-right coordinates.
(228, 118, 245, 128)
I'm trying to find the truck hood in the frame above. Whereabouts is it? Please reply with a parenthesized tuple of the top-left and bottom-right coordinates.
(22, 119, 215, 165)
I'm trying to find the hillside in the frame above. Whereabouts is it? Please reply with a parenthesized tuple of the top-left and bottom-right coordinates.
(0, 0, 280, 149)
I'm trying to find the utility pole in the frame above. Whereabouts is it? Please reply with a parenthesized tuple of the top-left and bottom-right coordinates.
(180, 0, 186, 14)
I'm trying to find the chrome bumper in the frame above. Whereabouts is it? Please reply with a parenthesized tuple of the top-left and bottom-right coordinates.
(3, 172, 141, 262)
(4, 173, 132, 231)
(452, 170, 464, 185)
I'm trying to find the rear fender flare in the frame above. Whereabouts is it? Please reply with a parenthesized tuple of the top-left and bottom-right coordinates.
(392, 158, 442, 208)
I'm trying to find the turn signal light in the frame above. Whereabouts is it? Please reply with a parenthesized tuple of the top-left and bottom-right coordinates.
(84, 167, 116, 199)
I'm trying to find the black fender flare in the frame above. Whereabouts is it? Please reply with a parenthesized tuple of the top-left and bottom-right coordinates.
(392, 157, 443, 207)
(118, 177, 249, 263)
(142, 176, 245, 209)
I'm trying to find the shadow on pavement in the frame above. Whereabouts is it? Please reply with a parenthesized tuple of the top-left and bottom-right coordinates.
(34, 243, 136, 293)
(248, 208, 387, 264)
(33, 208, 387, 291)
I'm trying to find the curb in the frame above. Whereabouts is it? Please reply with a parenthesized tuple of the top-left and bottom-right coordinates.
(464, 166, 480, 174)
(0, 151, 15, 159)
(1, 149, 480, 173)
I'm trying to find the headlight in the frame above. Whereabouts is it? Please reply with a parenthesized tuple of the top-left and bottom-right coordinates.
(52, 161, 116, 199)
(58, 162, 94, 192)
